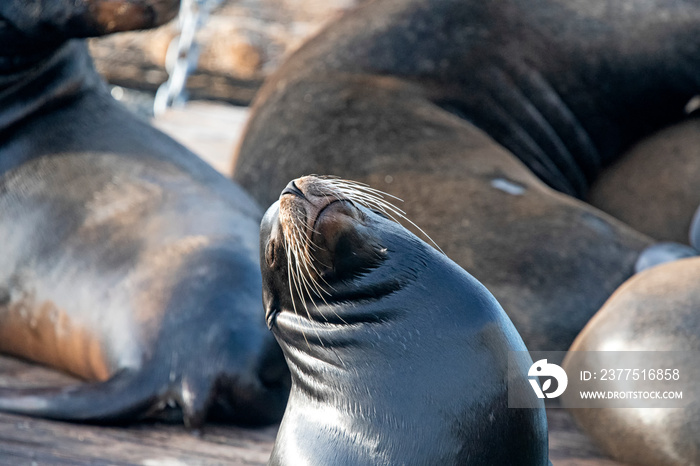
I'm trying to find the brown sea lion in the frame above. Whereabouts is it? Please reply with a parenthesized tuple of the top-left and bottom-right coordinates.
(230, 0, 700, 350)
(562, 257, 700, 466)
(0, 1, 289, 428)
(589, 117, 700, 244)
(260, 175, 549, 465)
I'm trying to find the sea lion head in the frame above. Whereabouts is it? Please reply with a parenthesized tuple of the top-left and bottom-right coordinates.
(260, 175, 434, 338)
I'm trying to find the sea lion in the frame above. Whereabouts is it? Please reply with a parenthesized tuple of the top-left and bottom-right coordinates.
(562, 257, 700, 466)
(1, 0, 179, 56)
(260, 175, 549, 465)
(634, 242, 698, 273)
(589, 117, 700, 244)
(230, 0, 700, 350)
(690, 205, 700, 250)
(0, 1, 289, 428)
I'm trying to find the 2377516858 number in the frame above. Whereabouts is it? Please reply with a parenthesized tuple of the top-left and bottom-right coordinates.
(600, 369, 680, 381)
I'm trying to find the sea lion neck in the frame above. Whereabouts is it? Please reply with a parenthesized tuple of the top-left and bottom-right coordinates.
(0, 40, 101, 135)
(269, 255, 426, 395)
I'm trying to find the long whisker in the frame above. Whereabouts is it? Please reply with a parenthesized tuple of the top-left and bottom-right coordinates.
(285, 240, 311, 349)
(286, 210, 328, 347)
(290, 222, 331, 299)
(279, 175, 434, 352)
(321, 177, 443, 254)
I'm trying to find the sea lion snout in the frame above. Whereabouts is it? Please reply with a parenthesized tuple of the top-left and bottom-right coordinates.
(280, 180, 305, 199)
(279, 176, 349, 223)
(261, 176, 401, 328)
(279, 176, 385, 279)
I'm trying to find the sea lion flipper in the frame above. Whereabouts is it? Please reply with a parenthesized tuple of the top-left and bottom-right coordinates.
(174, 374, 216, 431)
(0, 368, 160, 423)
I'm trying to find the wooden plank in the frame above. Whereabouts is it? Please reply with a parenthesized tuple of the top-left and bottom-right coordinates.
(0, 355, 620, 465)
(0, 413, 276, 466)
(0, 356, 275, 466)
(89, 0, 364, 105)
(150, 102, 249, 177)
(547, 408, 622, 466)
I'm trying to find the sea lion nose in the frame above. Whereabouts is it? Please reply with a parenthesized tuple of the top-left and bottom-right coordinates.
(281, 180, 305, 199)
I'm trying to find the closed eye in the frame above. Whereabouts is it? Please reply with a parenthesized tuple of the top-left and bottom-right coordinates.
(372, 210, 391, 221)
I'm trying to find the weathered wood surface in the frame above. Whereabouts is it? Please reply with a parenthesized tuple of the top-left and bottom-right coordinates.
(90, 0, 363, 105)
(0, 355, 277, 466)
(150, 101, 249, 176)
(0, 354, 620, 465)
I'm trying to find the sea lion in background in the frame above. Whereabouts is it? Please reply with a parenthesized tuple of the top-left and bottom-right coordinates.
(589, 117, 700, 244)
(0, 0, 178, 47)
(230, 0, 700, 350)
(0, 1, 289, 428)
(634, 242, 698, 273)
(260, 176, 548, 465)
(562, 257, 700, 466)
(689, 205, 700, 250)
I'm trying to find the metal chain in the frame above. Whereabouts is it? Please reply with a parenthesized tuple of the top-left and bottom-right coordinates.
(153, 0, 223, 116)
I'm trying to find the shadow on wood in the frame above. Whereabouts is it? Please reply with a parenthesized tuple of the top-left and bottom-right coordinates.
(0, 355, 620, 465)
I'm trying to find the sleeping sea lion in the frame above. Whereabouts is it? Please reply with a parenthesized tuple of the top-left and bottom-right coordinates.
(232, 0, 700, 349)
(260, 175, 549, 465)
(0, 0, 289, 428)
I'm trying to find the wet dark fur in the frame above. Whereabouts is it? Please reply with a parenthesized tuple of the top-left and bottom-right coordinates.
(260, 177, 549, 465)
(0, 5, 289, 427)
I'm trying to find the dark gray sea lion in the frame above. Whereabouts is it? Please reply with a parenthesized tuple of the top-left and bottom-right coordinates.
(562, 257, 700, 466)
(260, 175, 549, 465)
(690, 205, 700, 250)
(634, 242, 698, 273)
(0, 1, 289, 428)
(230, 0, 700, 350)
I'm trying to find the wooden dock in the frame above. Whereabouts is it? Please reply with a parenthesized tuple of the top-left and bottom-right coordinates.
(0, 354, 620, 465)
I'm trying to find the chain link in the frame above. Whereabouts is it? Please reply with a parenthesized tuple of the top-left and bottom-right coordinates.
(154, 0, 223, 116)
